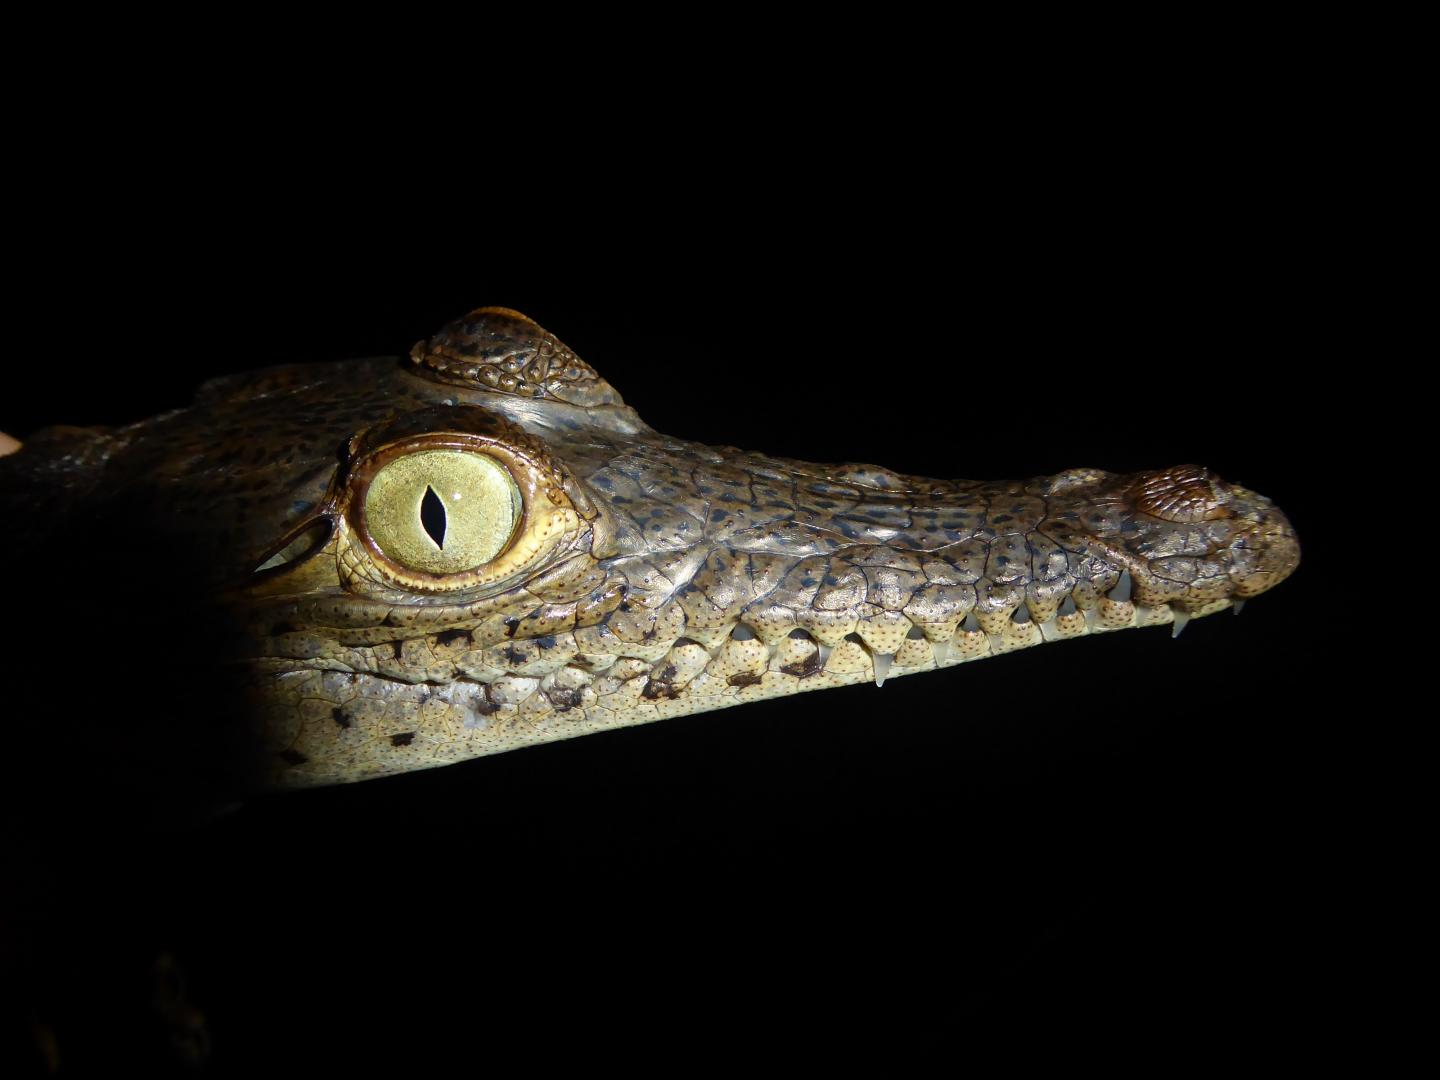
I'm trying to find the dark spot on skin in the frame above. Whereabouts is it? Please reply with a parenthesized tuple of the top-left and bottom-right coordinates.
(591, 476, 613, 490)
(474, 698, 501, 717)
(331, 707, 351, 729)
(548, 688, 583, 711)
(800, 577, 817, 588)
(996, 555, 1010, 566)
(813, 499, 836, 509)
(1121, 520, 1139, 534)
(711, 509, 728, 522)
(993, 514, 1013, 524)
(727, 672, 763, 688)
(390, 732, 415, 747)
(823, 574, 840, 586)
(538, 635, 557, 650)
(271, 622, 300, 636)
(619, 601, 631, 612)
(611, 495, 630, 504)
(720, 493, 738, 502)
(504, 617, 520, 638)
(279, 748, 308, 766)
(435, 629, 471, 646)
(503, 646, 527, 666)
(642, 680, 680, 700)
(780, 653, 824, 679)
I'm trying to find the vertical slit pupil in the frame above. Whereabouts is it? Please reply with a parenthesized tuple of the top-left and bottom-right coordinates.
(420, 486, 447, 548)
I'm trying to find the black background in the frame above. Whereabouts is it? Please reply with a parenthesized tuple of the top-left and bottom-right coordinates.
(3, 104, 1346, 1071)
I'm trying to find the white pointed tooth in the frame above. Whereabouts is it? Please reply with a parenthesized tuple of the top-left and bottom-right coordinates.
(816, 643, 833, 669)
(872, 650, 893, 688)
(1233, 599, 1246, 616)
(1171, 608, 1190, 638)
(931, 636, 954, 665)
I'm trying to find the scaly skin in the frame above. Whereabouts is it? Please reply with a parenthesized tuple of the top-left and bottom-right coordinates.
(0, 308, 1299, 790)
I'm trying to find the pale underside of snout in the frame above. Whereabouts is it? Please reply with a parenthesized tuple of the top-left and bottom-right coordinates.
(255, 572, 1228, 788)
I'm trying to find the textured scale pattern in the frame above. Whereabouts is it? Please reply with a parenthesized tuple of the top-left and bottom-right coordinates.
(0, 308, 1300, 790)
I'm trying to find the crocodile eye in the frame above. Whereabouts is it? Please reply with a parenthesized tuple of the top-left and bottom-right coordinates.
(363, 450, 521, 574)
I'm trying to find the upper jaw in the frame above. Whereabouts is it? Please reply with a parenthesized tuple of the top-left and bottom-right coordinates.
(238, 458, 1299, 676)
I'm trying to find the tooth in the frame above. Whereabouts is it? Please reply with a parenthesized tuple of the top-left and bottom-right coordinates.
(816, 643, 833, 669)
(1058, 595, 1078, 617)
(1171, 608, 1190, 638)
(872, 651, 893, 688)
(1233, 599, 1246, 616)
(930, 635, 954, 665)
(962, 612, 981, 633)
(1109, 569, 1133, 602)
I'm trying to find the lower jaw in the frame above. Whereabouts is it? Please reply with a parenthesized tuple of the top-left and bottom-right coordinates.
(253, 594, 1238, 789)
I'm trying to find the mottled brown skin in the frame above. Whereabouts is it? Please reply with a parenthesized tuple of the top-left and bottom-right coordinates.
(0, 307, 1300, 792)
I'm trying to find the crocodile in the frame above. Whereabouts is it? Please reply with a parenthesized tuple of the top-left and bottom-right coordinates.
(0, 306, 1299, 793)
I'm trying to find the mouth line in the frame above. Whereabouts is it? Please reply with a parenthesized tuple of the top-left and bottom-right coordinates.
(246, 590, 1238, 701)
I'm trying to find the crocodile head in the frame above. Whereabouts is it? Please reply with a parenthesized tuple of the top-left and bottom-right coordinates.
(0, 307, 1299, 791)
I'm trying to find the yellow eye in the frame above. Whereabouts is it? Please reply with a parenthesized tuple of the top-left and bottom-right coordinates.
(363, 450, 521, 574)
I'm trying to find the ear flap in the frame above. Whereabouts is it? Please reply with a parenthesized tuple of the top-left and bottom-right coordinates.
(409, 306, 624, 408)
